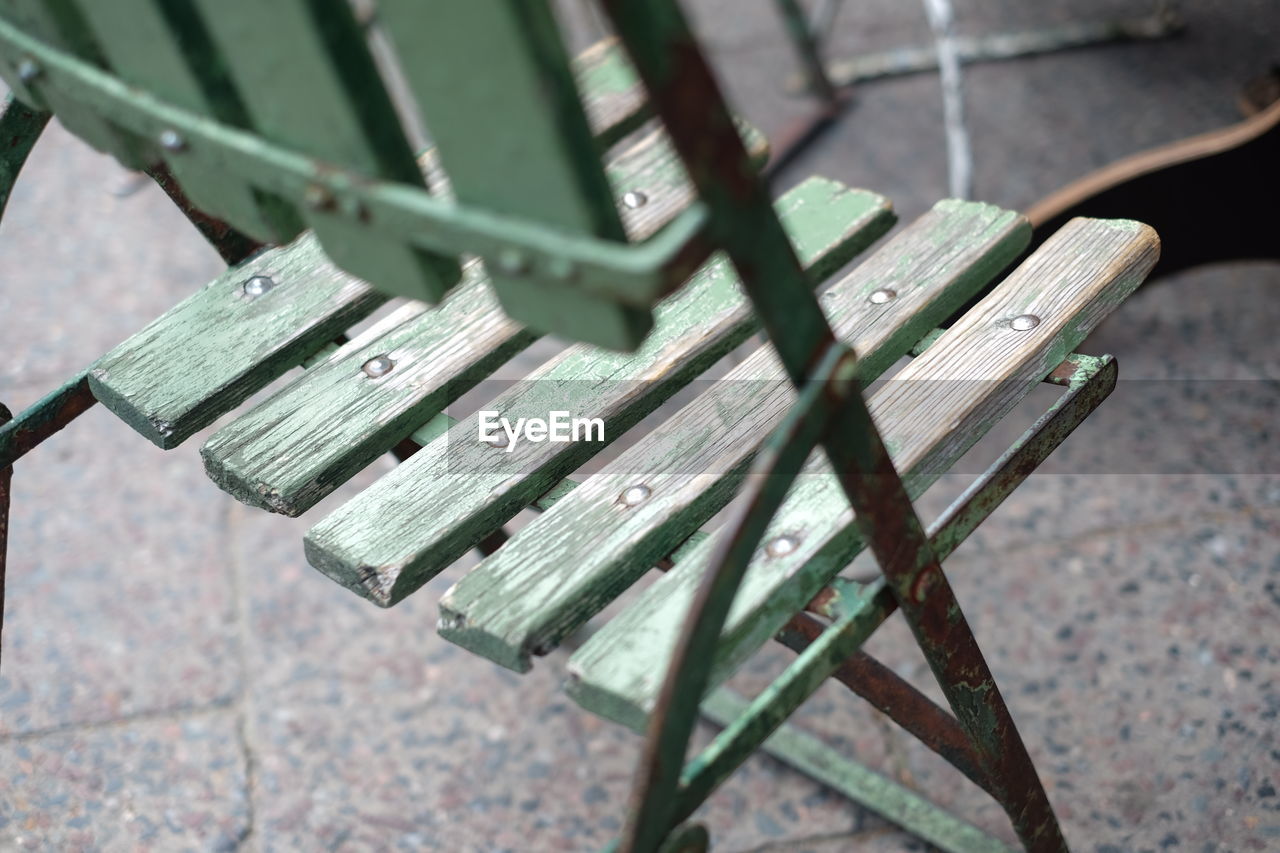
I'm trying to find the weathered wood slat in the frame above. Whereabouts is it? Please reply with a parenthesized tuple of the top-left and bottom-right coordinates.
(202, 128, 695, 516)
(436, 200, 1030, 671)
(192, 0, 459, 303)
(574, 37, 649, 148)
(567, 217, 1159, 729)
(88, 234, 387, 449)
(304, 178, 895, 606)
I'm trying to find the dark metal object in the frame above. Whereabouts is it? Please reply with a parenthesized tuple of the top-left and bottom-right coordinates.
(145, 163, 264, 266)
(0, 95, 49, 220)
(0, 371, 98, 469)
(1028, 97, 1280, 279)
(777, 610, 995, 795)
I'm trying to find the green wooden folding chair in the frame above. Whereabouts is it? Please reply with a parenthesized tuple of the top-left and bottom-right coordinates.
(0, 2, 1159, 850)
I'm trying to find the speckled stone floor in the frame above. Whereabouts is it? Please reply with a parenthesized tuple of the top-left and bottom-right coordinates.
(2, 1, 1278, 851)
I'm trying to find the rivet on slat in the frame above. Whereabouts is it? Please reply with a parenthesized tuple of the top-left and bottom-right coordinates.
(868, 288, 896, 304)
(304, 183, 336, 211)
(622, 190, 648, 209)
(361, 354, 395, 378)
(765, 534, 799, 558)
(1010, 314, 1041, 331)
(159, 129, 187, 153)
(242, 275, 274, 298)
(17, 58, 41, 83)
(620, 484, 651, 507)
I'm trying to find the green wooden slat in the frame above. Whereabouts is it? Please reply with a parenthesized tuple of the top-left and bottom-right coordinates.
(88, 233, 387, 449)
(191, 0, 459, 303)
(304, 177, 894, 607)
(567, 218, 1159, 730)
(437, 200, 1029, 672)
(203, 128, 694, 516)
(379, 0, 651, 349)
(75, 0, 300, 242)
(574, 37, 649, 148)
(0, 0, 149, 167)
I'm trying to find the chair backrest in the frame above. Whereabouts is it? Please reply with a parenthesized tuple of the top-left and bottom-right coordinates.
(0, 0, 730, 350)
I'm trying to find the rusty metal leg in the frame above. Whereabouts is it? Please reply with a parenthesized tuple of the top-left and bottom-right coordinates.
(145, 164, 265, 266)
(822, 395, 1067, 851)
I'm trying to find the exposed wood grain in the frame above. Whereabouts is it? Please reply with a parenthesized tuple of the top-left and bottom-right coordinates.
(89, 234, 386, 449)
(304, 178, 894, 607)
(574, 37, 649, 147)
(202, 128, 695, 516)
(437, 200, 1030, 671)
(567, 217, 1159, 728)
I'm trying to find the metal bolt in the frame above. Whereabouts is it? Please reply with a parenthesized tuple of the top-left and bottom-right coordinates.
(304, 183, 335, 211)
(1009, 314, 1041, 331)
(242, 275, 274, 298)
(622, 190, 648, 209)
(16, 58, 40, 83)
(765, 535, 799, 558)
(361, 354, 395, 378)
(619, 484, 651, 506)
(487, 433, 509, 449)
(868, 288, 896, 305)
(159, 129, 186, 152)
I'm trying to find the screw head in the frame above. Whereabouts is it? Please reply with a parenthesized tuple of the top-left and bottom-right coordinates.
(158, 129, 186, 152)
(361, 354, 395, 378)
(765, 534, 799, 558)
(242, 275, 274, 297)
(868, 288, 897, 305)
(1009, 314, 1041, 331)
(622, 190, 648, 209)
(620, 484, 651, 507)
(304, 183, 335, 211)
(487, 433, 509, 449)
